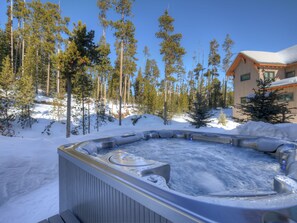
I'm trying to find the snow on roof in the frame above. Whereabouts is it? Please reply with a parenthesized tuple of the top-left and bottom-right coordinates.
(270, 76, 297, 88)
(241, 45, 297, 64)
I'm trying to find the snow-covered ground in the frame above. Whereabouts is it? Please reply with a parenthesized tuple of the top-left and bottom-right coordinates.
(0, 99, 297, 223)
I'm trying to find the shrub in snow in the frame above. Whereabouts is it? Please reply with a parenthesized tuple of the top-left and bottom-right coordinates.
(218, 109, 227, 126)
(51, 94, 66, 122)
(187, 92, 212, 128)
(239, 78, 295, 123)
(95, 100, 107, 132)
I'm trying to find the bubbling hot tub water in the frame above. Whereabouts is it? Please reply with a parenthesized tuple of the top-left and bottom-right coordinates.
(59, 130, 297, 223)
(102, 138, 283, 196)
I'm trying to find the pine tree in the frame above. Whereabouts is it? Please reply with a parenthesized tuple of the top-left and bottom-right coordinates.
(0, 29, 9, 72)
(156, 10, 186, 124)
(187, 70, 195, 108)
(13, 0, 30, 76)
(134, 67, 144, 108)
(97, 0, 112, 104)
(143, 50, 160, 114)
(15, 73, 35, 128)
(8, 1, 14, 74)
(194, 62, 204, 89)
(70, 21, 97, 135)
(111, 0, 136, 125)
(94, 36, 112, 132)
(22, 0, 69, 94)
(211, 77, 222, 108)
(208, 39, 220, 80)
(177, 82, 189, 114)
(222, 34, 234, 107)
(240, 78, 295, 123)
(108, 57, 120, 101)
(42, 2, 68, 96)
(187, 84, 212, 128)
(97, 0, 112, 37)
(59, 41, 80, 138)
(96, 36, 112, 102)
(73, 72, 93, 135)
(206, 39, 220, 108)
(51, 92, 65, 122)
(0, 56, 15, 135)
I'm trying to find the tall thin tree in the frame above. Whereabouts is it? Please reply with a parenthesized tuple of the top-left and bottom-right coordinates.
(156, 10, 185, 124)
(222, 34, 234, 107)
(112, 0, 135, 126)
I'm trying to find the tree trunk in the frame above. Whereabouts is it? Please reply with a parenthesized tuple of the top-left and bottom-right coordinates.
(100, 79, 103, 101)
(5, 91, 9, 128)
(22, 38, 25, 76)
(57, 100, 61, 122)
(96, 101, 99, 132)
(46, 56, 50, 96)
(223, 77, 228, 108)
(82, 82, 85, 135)
(88, 101, 90, 134)
(15, 25, 19, 74)
(97, 75, 100, 100)
(21, 16, 25, 76)
(10, 0, 14, 74)
(35, 50, 39, 93)
(82, 99, 85, 135)
(123, 74, 127, 108)
(119, 40, 123, 126)
(66, 75, 71, 138)
(104, 78, 107, 105)
(57, 48, 60, 94)
(127, 77, 131, 105)
(164, 66, 168, 125)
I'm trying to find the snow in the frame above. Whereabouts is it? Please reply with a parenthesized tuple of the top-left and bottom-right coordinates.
(278, 44, 297, 64)
(242, 51, 284, 64)
(270, 76, 297, 88)
(232, 121, 297, 142)
(241, 44, 297, 64)
(0, 99, 296, 223)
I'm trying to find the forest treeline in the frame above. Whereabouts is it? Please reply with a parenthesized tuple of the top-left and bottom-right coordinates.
(0, 0, 234, 137)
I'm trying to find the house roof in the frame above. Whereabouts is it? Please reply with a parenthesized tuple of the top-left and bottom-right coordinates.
(242, 45, 297, 64)
(270, 76, 297, 90)
(227, 45, 297, 76)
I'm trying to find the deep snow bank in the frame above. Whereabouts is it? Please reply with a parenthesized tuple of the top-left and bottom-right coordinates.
(233, 121, 297, 141)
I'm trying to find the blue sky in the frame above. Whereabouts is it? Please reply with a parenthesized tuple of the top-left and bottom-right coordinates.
(1, 0, 297, 80)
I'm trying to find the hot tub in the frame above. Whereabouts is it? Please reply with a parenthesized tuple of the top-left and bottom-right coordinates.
(58, 130, 297, 223)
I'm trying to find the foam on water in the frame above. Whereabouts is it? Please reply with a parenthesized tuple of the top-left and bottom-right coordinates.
(116, 138, 283, 196)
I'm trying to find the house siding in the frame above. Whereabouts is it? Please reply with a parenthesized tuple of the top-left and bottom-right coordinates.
(282, 82, 297, 123)
(233, 62, 297, 123)
(233, 58, 259, 119)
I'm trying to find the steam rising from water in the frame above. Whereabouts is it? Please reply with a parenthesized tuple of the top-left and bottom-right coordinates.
(119, 138, 282, 196)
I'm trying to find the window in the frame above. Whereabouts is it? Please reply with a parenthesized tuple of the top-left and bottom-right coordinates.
(285, 71, 295, 78)
(240, 97, 247, 104)
(278, 93, 294, 102)
(264, 71, 275, 81)
(240, 73, 250, 81)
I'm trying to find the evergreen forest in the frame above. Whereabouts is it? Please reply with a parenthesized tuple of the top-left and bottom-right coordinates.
(0, 0, 235, 137)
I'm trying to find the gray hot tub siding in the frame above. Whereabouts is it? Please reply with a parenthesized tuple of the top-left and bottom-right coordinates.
(58, 130, 297, 223)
